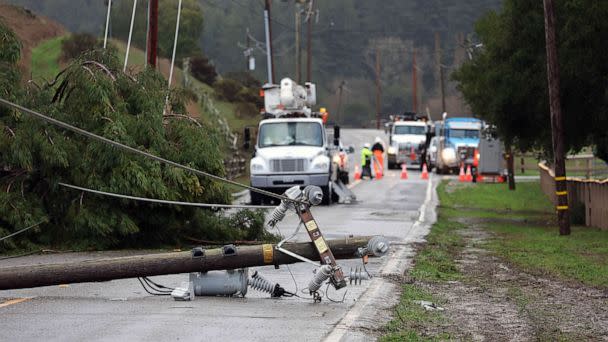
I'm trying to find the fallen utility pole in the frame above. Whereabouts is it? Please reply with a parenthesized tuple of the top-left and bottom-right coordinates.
(0, 236, 385, 291)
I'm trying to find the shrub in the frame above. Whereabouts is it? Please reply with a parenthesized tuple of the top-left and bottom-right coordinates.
(214, 78, 243, 102)
(224, 71, 261, 89)
(190, 55, 217, 85)
(61, 33, 99, 61)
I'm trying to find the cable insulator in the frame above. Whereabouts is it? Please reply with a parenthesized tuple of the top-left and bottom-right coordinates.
(249, 271, 288, 298)
(308, 265, 332, 293)
(266, 201, 290, 228)
(349, 267, 370, 285)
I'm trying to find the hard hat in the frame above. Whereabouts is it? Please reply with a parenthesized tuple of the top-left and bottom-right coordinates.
(364, 143, 371, 149)
(374, 137, 381, 143)
(319, 107, 327, 113)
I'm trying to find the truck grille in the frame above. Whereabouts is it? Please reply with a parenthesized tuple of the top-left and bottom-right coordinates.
(270, 159, 307, 172)
(457, 146, 475, 160)
(398, 143, 419, 153)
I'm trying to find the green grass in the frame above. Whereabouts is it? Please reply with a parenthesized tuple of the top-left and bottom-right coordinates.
(30, 35, 66, 82)
(380, 284, 452, 342)
(486, 223, 608, 287)
(441, 180, 608, 288)
(441, 182, 554, 213)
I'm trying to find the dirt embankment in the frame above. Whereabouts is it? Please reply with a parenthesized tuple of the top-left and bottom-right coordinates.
(0, 4, 66, 77)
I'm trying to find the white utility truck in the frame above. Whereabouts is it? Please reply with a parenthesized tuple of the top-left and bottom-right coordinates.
(247, 78, 354, 205)
(387, 113, 430, 169)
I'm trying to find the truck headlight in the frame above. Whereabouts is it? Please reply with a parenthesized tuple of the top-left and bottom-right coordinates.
(250, 157, 266, 173)
(442, 148, 456, 163)
(311, 156, 330, 171)
(388, 146, 396, 154)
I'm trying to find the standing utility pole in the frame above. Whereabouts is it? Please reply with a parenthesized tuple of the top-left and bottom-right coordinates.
(412, 48, 418, 113)
(306, 0, 314, 82)
(264, 0, 275, 84)
(375, 47, 381, 130)
(543, 0, 570, 235)
(147, 0, 158, 68)
(337, 80, 345, 124)
(295, 4, 302, 83)
(434, 32, 446, 114)
(103, 0, 112, 49)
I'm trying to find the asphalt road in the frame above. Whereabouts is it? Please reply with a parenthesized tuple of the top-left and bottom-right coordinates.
(0, 129, 439, 342)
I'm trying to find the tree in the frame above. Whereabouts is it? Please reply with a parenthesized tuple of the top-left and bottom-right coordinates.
(0, 34, 269, 251)
(453, 0, 608, 161)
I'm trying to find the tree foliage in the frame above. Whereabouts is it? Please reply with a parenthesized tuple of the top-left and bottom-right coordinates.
(61, 33, 99, 61)
(453, 0, 608, 161)
(0, 27, 270, 251)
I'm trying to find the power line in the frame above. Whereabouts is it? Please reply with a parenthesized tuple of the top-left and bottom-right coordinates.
(0, 98, 300, 205)
(0, 221, 46, 243)
(58, 182, 275, 209)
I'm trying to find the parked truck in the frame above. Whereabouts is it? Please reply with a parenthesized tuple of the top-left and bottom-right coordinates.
(387, 112, 430, 169)
(246, 78, 354, 205)
(434, 116, 482, 174)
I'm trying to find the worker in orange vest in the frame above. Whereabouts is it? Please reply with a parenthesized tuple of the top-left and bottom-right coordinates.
(371, 137, 384, 177)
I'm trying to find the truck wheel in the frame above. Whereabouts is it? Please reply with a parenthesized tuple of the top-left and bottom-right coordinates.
(388, 161, 395, 170)
(321, 183, 333, 206)
(340, 172, 349, 185)
(250, 190, 262, 205)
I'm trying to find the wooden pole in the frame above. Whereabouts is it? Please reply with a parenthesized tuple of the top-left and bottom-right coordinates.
(0, 236, 379, 290)
(306, 0, 314, 82)
(295, 4, 302, 83)
(375, 47, 381, 129)
(412, 48, 418, 113)
(147, 0, 158, 68)
(543, 0, 570, 235)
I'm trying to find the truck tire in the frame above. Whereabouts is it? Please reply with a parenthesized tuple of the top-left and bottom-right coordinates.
(250, 190, 263, 205)
(339, 171, 349, 185)
(321, 183, 333, 206)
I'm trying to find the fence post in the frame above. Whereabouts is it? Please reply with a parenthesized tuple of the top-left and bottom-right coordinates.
(521, 156, 525, 174)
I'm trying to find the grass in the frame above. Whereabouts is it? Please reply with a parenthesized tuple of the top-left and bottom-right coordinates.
(380, 285, 452, 342)
(442, 180, 608, 287)
(381, 180, 608, 340)
(30, 35, 66, 82)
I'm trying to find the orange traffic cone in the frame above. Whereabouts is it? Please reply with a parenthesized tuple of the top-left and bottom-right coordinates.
(421, 163, 429, 180)
(465, 165, 473, 182)
(458, 164, 466, 182)
(410, 146, 416, 161)
(376, 169, 383, 180)
(354, 165, 361, 180)
(477, 174, 484, 183)
(400, 164, 409, 180)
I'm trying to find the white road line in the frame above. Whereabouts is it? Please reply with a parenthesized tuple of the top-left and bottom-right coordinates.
(324, 176, 435, 342)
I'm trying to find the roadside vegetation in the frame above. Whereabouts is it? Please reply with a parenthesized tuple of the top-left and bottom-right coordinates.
(381, 181, 608, 340)
(1, 22, 273, 254)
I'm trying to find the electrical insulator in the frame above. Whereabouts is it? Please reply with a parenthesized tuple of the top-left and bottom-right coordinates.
(307, 265, 332, 293)
(249, 271, 290, 298)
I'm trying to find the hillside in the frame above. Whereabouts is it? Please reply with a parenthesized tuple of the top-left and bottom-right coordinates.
(0, 4, 65, 77)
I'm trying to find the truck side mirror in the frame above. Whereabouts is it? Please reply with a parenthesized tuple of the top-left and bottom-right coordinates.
(333, 126, 340, 146)
(243, 127, 251, 150)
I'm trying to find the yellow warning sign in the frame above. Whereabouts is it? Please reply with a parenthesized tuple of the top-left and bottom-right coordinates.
(314, 237, 328, 253)
(262, 244, 273, 264)
(305, 220, 318, 232)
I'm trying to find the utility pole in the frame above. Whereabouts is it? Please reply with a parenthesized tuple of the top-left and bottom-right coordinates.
(375, 47, 381, 129)
(435, 32, 446, 114)
(147, 0, 158, 68)
(543, 0, 570, 235)
(306, 0, 314, 82)
(295, 3, 302, 83)
(0, 236, 384, 290)
(412, 48, 418, 113)
(264, 0, 275, 84)
(337, 80, 345, 124)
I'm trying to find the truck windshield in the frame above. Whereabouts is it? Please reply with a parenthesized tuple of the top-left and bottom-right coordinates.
(449, 129, 479, 139)
(258, 122, 323, 147)
(394, 125, 426, 135)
